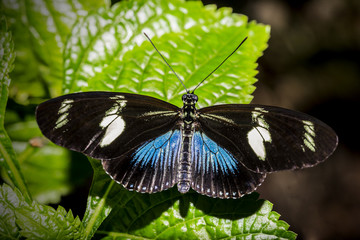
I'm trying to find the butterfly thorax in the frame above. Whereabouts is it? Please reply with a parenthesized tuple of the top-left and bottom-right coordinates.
(181, 93, 198, 125)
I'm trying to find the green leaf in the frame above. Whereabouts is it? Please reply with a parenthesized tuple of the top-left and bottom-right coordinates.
(79, 161, 296, 239)
(5, 119, 91, 204)
(20, 146, 72, 204)
(1, 0, 110, 102)
(0, 16, 31, 202)
(2, 0, 294, 238)
(0, 185, 19, 240)
(91, 186, 296, 239)
(6, 119, 42, 141)
(13, 141, 73, 204)
(0, 183, 83, 239)
(0, 0, 107, 204)
(66, 0, 273, 238)
(81, 158, 118, 239)
(99, 27, 267, 108)
(63, 0, 270, 107)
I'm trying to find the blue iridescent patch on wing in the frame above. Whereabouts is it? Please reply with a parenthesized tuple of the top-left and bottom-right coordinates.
(104, 129, 182, 193)
(192, 131, 238, 175)
(191, 131, 248, 198)
(131, 130, 181, 169)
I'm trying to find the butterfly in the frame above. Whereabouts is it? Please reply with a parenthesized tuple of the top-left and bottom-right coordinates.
(35, 34, 338, 199)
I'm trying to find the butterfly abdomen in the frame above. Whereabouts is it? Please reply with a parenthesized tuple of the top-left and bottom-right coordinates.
(177, 127, 193, 193)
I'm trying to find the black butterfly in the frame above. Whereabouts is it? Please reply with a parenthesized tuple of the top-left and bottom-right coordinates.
(36, 35, 338, 199)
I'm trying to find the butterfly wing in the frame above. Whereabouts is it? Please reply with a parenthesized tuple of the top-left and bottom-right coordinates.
(102, 129, 182, 193)
(197, 104, 338, 173)
(191, 130, 266, 198)
(36, 92, 183, 193)
(36, 92, 180, 160)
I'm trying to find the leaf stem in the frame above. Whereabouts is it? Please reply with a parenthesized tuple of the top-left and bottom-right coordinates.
(0, 138, 32, 202)
(83, 180, 115, 239)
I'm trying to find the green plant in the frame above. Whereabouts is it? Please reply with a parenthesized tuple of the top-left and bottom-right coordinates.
(0, 0, 297, 239)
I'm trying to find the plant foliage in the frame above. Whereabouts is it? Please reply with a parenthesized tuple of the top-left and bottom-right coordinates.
(0, 0, 297, 239)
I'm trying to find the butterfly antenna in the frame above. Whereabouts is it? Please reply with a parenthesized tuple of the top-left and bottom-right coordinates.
(191, 36, 248, 94)
(144, 33, 189, 93)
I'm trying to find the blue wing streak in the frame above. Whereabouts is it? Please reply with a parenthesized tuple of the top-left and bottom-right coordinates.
(102, 129, 181, 193)
(191, 131, 266, 198)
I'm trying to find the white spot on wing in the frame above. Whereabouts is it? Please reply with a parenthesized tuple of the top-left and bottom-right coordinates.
(248, 128, 266, 160)
(109, 95, 125, 100)
(99, 99, 127, 147)
(140, 111, 177, 118)
(55, 99, 74, 129)
(99, 117, 125, 147)
(248, 108, 272, 161)
(258, 127, 271, 142)
(55, 113, 69, 129)
(99, 115, 118, 128)
(58, 99, 73, 114)
(254, 107, 268, 114)
(303, 120, 316, 152)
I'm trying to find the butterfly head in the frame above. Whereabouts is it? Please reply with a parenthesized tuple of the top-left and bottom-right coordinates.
(182, 93, 198, 106)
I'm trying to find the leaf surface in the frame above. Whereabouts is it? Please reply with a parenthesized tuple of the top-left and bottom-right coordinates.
(5, 119, 92, 204)
(1, 0, 103, 205)
(66, 1, 281, 239)
(87, 169, 296, 240)
(63, 0, 270, 107)
(0, 0, 109, 102)
(2, 0, 297, 239)
(0, 16, 31, 202)
(0, 184, 83, 240)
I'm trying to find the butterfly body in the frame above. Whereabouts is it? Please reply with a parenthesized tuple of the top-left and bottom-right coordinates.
(177, 93, 198, 193)
(36, 91, 338, 199)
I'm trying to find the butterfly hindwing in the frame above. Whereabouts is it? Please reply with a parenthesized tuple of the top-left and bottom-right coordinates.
(197, 104, 338, 173)
(36, 92, 180, 160)
(102, 129, 182, 193)
(191, 130, 266, 198)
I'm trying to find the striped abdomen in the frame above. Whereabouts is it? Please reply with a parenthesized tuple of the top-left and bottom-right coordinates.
(177, 126, 193, 193)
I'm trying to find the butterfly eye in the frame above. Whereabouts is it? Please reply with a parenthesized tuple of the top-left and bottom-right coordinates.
(182, 94, 187, 102)
(182, 94, 198, 104)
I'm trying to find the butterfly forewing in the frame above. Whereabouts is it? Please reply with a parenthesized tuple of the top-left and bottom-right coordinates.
(36, 92, 181, 160)
(197, 104, 338, 174)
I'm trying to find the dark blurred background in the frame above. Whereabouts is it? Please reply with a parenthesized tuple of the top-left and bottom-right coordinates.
(201, 0, 360, 239)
